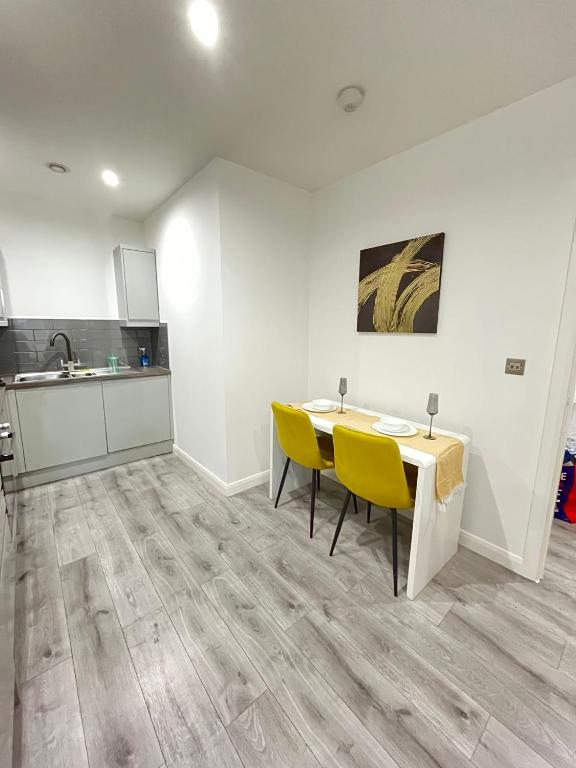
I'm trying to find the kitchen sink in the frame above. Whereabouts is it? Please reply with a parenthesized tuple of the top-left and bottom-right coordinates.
(14, 368, 112, 384)
(13, 366, 131, 384)
(14, 371, 74, 383)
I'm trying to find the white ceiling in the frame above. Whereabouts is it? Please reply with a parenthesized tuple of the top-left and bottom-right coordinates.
(2, 0, 576, 220)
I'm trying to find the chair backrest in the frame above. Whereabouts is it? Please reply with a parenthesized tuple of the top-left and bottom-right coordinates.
(271, 402, 325, 470)
(333, 425, 413, 509)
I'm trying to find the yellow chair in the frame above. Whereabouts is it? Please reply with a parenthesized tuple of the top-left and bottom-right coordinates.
(271, 402, 339, 538)
(330, 425, 415, 596)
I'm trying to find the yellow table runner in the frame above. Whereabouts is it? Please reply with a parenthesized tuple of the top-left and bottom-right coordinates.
(291, 404, 464, 501)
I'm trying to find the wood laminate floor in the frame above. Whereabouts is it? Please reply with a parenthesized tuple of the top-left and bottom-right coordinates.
(10, 454, 576, 767)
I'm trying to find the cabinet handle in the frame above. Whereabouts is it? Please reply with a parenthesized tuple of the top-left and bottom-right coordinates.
(0, 453, 13, 462)
(0, 431, 13, 439)
(0, 423, 10, 431)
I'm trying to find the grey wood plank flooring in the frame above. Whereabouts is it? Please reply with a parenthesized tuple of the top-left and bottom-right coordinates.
(18, 659, 89, 768)
(191, 502, 311, 630)
(287, 610, 474, 768)
(561, 639, 576, 678)
(15, 486, 54, 555)
(494, 578, 576, 639)
(107, 485, 200, 602)
(227, 690, 321, 768)
(61, 554, 163, 768)
(51, 504, 95, 567)
(0, 509, 16, 767)
(440, 599, 576, 723)
(375, 604, 576, 768)
(13, 456, 576, 768)
(47, 475, 96, 568)
(14, 487, 71, 685)
(76, 476, 162, 627)
(164, 582, 266, 726)
(153, 455, 283, 550)
(125, 606, 243, 768)
(317, 595, 489, 757)
(472, 717, 554, 768)
(203, 569, 401, 768)
(138, 483, 229, 585)
(103, 481, 267, 728)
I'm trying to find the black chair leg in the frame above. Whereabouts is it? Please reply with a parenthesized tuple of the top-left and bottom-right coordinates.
(310, 470, 317, 538)
(330, 490, 351, 556)
(274, 457, 290, 509)
(353, 494, 358, 514)
(367, 502, 372, 524)
(317, 471, 320, 491)
(391, 508, 398, 597)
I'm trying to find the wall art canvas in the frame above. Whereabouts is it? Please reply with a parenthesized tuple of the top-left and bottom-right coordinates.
(357, 232, 445, 333)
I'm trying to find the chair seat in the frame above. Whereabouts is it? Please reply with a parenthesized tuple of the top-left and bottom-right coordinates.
(317, 434, 335, 469)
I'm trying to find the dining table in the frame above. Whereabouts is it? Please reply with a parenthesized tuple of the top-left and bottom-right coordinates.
(269, 402, 470, 599)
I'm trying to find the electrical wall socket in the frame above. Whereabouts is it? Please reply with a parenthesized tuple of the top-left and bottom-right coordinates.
(505, 358, 526, 376)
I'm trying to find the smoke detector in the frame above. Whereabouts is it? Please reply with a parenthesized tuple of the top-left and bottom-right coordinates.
(337, 85, 365, 113)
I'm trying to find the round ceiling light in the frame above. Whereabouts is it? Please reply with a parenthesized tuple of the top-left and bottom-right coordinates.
(337, 85, 365, 113)
(46, 162, 70, 174)
(101, 169, 120, 187)
(188, 0, 219, 47)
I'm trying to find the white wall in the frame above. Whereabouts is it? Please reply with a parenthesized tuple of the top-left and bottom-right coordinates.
(217, 160, 310, 483)
(145, 159, 310, 486)
(144, 162, 228, 481)
(0, 196, 145, 318)
(307, 78, 576, 570)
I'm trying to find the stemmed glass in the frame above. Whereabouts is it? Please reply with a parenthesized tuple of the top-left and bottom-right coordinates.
(424, 393, 438, 440)
(338, 378, 348, 414)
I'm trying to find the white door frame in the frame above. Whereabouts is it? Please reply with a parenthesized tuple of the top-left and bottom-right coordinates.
(523, 218, 576, 580)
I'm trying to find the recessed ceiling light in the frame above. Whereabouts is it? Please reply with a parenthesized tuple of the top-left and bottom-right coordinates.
(46, 162, 70, 174)
(188, 0, 219, 47)
(101, 169, 120, 187)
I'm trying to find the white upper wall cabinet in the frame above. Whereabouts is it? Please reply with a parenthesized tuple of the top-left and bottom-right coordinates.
(113, 245, 160, 326)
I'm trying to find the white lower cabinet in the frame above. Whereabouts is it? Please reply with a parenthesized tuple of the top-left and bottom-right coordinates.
(16, 383, 108, 472)
(102, 376, 172, 452)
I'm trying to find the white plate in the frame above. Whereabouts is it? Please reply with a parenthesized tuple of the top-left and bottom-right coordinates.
(302, 401, 338, 413)
(379, 416, 409, 431)
(372, 421, 418, 437)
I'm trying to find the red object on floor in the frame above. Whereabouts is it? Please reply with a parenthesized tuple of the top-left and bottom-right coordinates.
(556, 451, 576, 523)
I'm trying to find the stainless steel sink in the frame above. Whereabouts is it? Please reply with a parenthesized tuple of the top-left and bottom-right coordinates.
(13, 367, 130, 384)
(14, 371, 72, 383)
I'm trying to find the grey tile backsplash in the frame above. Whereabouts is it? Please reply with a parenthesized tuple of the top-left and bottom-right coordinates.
(0, 319, 169, 374)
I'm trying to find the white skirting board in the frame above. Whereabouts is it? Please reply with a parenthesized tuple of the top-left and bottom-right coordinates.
(458, 529, 526, 574)
(173, 445, 269, 497)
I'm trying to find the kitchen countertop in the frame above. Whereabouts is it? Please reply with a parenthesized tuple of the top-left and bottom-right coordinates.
(2, 366, 171, 390)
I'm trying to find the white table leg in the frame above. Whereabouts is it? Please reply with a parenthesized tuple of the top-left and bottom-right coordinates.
(406, 445, 470, 599)
(269, 416, 311, 501)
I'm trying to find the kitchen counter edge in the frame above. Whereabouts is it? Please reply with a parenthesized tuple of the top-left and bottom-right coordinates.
(2, 366, 171, 390)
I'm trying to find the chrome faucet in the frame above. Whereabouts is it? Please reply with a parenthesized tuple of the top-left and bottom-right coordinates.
(50, 332, 77, 372)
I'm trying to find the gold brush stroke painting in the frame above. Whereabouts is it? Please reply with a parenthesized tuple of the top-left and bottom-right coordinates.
(357, 232, 445, 333)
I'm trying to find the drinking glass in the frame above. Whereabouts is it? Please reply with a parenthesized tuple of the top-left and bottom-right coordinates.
(338, 377, 348, 414)
(424, 392, 439, 440)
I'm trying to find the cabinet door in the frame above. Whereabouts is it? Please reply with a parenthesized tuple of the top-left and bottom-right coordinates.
(16, 383, 107, 472)
(103, 376, 171, 453)
(123, 248, 160, 325)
